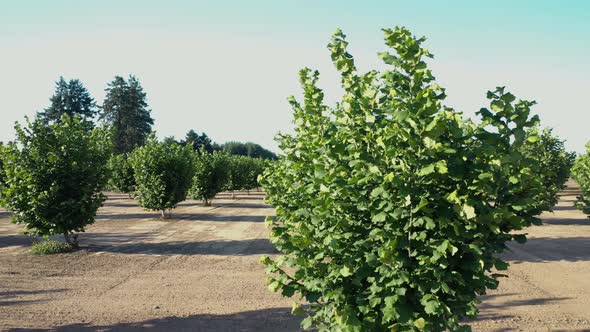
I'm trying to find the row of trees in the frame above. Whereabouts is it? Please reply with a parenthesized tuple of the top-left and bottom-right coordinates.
(0, 115, 269, 246)
(110, 139, 267, 212)
(260, 27, 576, 331)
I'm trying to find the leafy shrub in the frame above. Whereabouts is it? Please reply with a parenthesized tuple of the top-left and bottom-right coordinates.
(107, 153, 136, 195)
(227, 156, 268, 194)
(190, 151, 229, 206)
(226, 155, 250, 195)
(521, 127, 575, 211)
(0, 115, 110, 247)
(31, 240, 74, 255)
(260, 27, 546, 331)
(572, 145, 590, 214)
(129, 137, 195, 218)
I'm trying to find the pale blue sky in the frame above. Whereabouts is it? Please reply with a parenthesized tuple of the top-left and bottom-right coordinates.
(1, 1, 589, 152)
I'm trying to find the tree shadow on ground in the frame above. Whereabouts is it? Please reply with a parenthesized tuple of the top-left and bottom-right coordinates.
(0, 289, 67, 307)
(464, 293, 571, 324)
(7, 307, 300, 332)
(95, 213, 163, 220)
(0, 235, 35, 248)
(503, 237, 590, 262)
(549, 205, 578, 211)
(182, 214, 268, 222)
(541, 217, 589, 226)
(0, 211, 12, 219)
(88, 238, 279, 256)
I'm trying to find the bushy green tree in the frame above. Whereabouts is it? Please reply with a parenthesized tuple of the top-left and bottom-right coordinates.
(107, 153, 136, 195)
(0, 115, 110, 247)
(129, 137, 195, 218)
(226, 155, 250, 196)
(100, 75, 154, 154)
(190, 151, 229, 206)
(260, 27, 546, 331)
(572, 145, 590, 214)
(38, 77, 97, 123)
(0, 142, 6, 203)
(243, 157, 267, 191)
(521, 127, 575, 211)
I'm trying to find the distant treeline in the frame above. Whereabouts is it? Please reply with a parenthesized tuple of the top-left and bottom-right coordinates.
(29, 75, 276, 160)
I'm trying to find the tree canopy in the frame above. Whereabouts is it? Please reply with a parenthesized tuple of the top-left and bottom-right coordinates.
(100, 75, 154, 154)
(0, 114, 110, 247)
(129, 137, 194, 217)
(260, 27, 548, 331)
(38, 77, 97, 123)
(222, 141, 276, 160)
(182, 130, 214, 153)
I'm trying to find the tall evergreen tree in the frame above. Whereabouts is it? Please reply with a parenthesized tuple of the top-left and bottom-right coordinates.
(182, 130, 213, 153)
(38, 77, 96, 123)
(100, 75, 154, 154)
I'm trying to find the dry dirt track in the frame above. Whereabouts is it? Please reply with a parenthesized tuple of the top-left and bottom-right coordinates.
(0, 183, 589, 331)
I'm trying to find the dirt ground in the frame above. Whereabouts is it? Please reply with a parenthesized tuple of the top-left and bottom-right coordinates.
(0, 183, 589, 331)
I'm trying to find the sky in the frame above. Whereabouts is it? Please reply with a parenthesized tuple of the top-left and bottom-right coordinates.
(0, 1, 589, 153)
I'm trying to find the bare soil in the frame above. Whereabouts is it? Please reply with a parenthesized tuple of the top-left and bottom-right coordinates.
(0, 183, 589, 331)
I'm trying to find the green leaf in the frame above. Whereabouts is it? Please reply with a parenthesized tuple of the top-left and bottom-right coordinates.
(371, 186, 385, 198)
(418, 163, 435, 176)
(372, 212, 387, 222)
(462, 204, 476, 219)
(414, 317, 426, 330)
(340, 265, 353, 277)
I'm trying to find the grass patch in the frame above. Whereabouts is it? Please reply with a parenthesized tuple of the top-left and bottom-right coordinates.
(30, 240, 74, 255)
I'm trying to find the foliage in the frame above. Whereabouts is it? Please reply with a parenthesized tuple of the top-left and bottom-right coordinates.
(129, 136, 195, 218)
(572, 145, 590, 215)
(100, 75, 154, 154)
(31, 239, 74, 255)
(259, 27, 546, 331)
(182, 130, 214, 153)
(222, 141, 277, 160)
(226, 155, 267, 192)
(0, 115, 110, 247)
(190, 151, 229, 206)
(520, 127, 575, 211)
(107, 153, 136, 194)
(38, 77, 97, 123)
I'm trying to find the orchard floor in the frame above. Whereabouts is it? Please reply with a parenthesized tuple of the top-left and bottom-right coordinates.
(0, 183, 589, 331)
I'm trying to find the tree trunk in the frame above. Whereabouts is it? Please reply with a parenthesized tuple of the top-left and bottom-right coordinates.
(63, 232, 79, 249)
(204, 199, 211, 206)
(161, 210, 166, 219)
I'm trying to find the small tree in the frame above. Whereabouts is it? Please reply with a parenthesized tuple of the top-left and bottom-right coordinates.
(243, 157, 266, 192)
(0, 115, 110, 247)
(107, 153, 136, 196)
(190, 151, 229, 206)
(260, 27, 546, 331)
(572, 144, 590, 214)
(226, 155, 247, 197)
(129, 137, 195, 218)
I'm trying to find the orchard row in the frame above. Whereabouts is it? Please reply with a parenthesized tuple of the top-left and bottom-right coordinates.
(0, 115, 268, 247)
